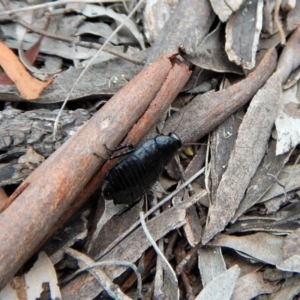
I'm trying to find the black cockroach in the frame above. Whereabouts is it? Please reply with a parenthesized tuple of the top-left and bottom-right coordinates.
(102, 133, 182, 205)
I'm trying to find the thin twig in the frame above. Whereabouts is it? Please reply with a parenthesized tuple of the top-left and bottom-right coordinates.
(165, 230, 179, 260)
(181, 270, 195, 300)
(140, 211, 178, 288)
(274, 0, 286, 45)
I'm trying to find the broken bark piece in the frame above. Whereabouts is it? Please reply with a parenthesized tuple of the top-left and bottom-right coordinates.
(164, 48, 277, 144)
(225, 0, 264, 69)
(209, 0, 243, 22)
(0, 53, 176, 290)
(0, 107, 92, 185)
(202, 71, 281, 245)
(179, 23, 243, 74)
(146, 0, 215, 64)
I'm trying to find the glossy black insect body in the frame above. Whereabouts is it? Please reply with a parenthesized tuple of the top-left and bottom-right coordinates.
(102, 133, 182, 205)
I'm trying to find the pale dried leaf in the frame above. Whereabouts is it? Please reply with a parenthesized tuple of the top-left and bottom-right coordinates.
(277, 255, 300, 272)
(231, 271, 278, 300)
(69, 4, 145, 50)
(24, 252, 61, 299)
(180, 23, 243, 74)
(208, 233, 285, 265)
(195, 265, 240, 300)
(75, 22, 119, 44)
(198, 246, 226, 287)
(283, 227, 300, 259)
(270, 274, 300, 299)
(143, 0, 179, 43)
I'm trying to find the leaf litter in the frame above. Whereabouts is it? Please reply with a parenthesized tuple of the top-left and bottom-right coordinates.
(0, 0, 300, 299)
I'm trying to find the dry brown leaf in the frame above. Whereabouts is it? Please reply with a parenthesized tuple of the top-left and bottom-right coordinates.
(0, 41, 53, 100)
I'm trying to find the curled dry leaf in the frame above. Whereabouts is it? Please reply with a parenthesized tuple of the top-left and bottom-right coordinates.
(0, 41, 53, 100)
